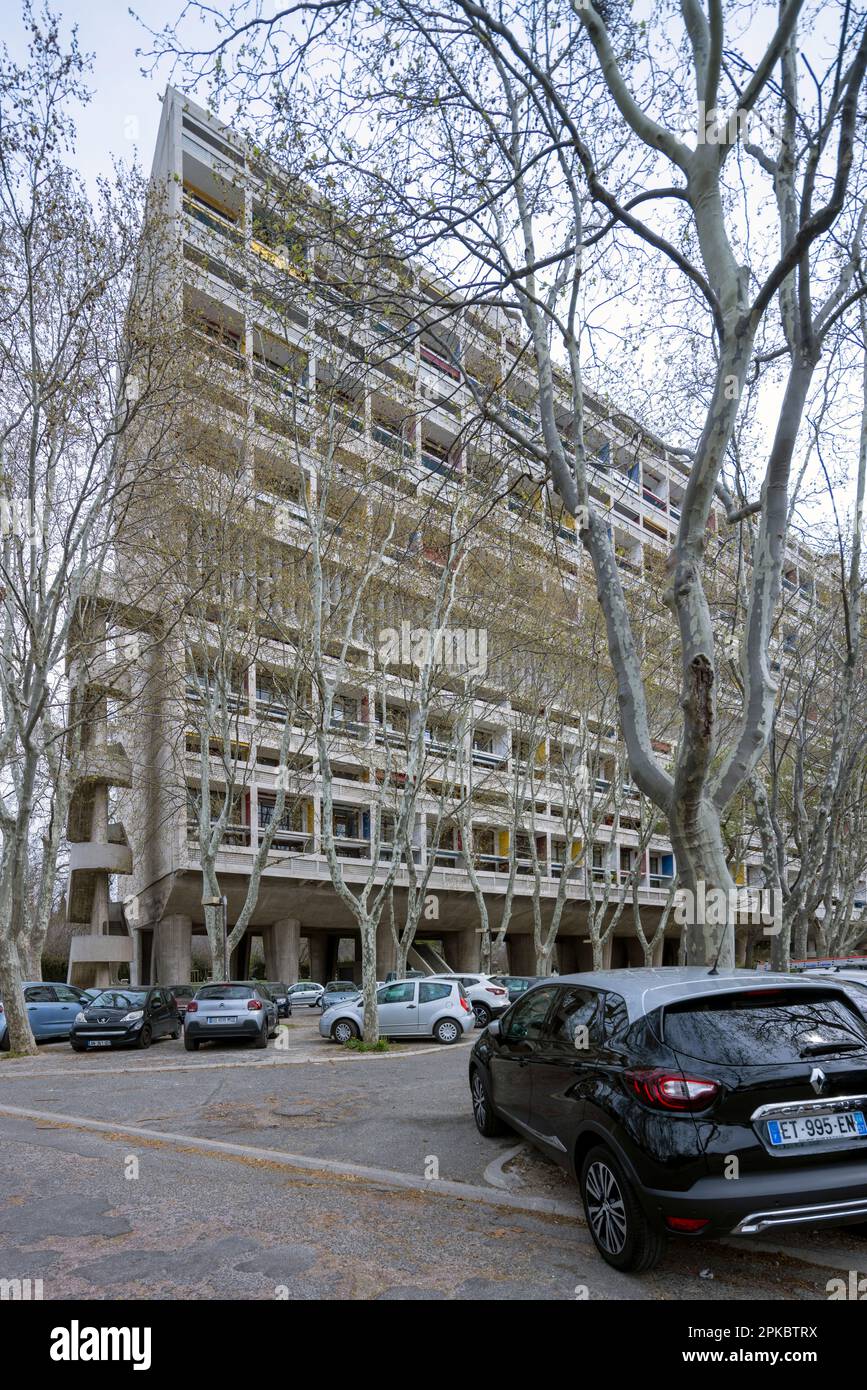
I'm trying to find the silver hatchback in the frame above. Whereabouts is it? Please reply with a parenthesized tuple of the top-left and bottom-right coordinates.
(319, 978, 474, 1044)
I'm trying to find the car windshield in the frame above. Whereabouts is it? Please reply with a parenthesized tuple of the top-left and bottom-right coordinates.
(197, 985, 253, 1000)
(663, 990, 867, 1065)
(266, 983, 286, 993)
(89, 990, 148, 1009)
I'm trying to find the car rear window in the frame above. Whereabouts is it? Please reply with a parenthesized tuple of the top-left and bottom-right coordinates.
(663, 990, 867, 1065)
(197, 985, 253, 1000)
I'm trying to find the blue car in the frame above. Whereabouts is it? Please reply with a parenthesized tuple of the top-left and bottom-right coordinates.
(0, 981, 93, 1049)
(319, 981, 362, 1013)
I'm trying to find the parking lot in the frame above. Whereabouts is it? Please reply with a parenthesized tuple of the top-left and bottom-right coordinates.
(2, 1009, 867, 1299)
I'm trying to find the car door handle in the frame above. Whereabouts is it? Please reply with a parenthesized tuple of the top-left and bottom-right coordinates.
(406, 1004, 416, 1009)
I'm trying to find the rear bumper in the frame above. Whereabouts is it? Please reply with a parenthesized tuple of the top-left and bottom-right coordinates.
(644, 1158, 867, 1236)
(185, 1018, 263, 1040)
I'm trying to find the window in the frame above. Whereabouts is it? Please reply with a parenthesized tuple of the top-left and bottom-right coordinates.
(55, 986, 83, 1003)
(548, 988, 600, 1048)
(419, 982, 452, 1004)
(663, 991, 867, 1066)
(502, 986, 558, 1044)
(603, 992, 629, 1038)
(377, 983, 415, 1005)
(24, 986, 56, 1003)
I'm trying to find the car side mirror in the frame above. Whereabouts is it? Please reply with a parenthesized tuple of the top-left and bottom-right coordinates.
(486, 1019, 501, 1038)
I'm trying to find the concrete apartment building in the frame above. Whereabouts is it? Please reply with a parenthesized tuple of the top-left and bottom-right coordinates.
(63, 87, 840, 988)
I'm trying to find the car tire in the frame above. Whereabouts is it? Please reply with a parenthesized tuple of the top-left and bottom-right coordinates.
(169, 1024, 181, 1040)
(0, 1032, 9, 1052)
(255, 1025, 268, 1049)
(331, 1018, 359, 1044)
(473, 1004, 491, 1029)
(580, 1145, 667, 1273)
(470, 1067, 509, 1137)
(70, 1040, 86, 1053)
(136, 1025, 152, 1050)
(184, 1035, 199, 1051)
(433, 1017, 461, 1045)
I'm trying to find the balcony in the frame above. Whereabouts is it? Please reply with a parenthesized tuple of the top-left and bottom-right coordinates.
(257, 827, 312, 852)
(183, 192, 240, 244)
(332, 836, 371, 859)
(420, 449, 454, 478)
(642, 487, 667, 511)
(187, 821, 251, 848)
(429, 848, 461, 867)
(420, 344, 461, 381)
(472, 749, 508, 770)
(328, 718, 367, 740)
(68, 841, 133, 876)
(371, 423, 414, 459)
(74, 743, 133, 790)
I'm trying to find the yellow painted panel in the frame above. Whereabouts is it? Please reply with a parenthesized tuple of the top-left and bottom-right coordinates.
(735, 862, 746, 886)
(306, 802, 315, 834)
(498, 829, 510, 856)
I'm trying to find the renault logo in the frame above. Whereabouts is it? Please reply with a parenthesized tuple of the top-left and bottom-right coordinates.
(810, 1066, 828, 1095)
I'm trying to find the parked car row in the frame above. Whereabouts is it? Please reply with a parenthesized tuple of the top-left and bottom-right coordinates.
(0, 978, 332, 1052)
(468, 966, 867, 1273)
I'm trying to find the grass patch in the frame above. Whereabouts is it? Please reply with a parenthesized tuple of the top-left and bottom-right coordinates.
(341, 1036, 390, 1053)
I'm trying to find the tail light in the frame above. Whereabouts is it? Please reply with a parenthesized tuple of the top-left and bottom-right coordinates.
(247, 999, 263, 1011)
(625, 1069, 720, 1111)
(459, 995, 471, 1013)
(486, 987, 507, 996)
(186, 1001, 198, 1013)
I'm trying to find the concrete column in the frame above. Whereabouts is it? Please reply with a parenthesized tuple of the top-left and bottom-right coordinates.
(154, 914, 192, 984)
(265, 918, 300, 982)
(507, 934, 537, 975)
(375, 917, 397, 978)
(444, 928, 480, 973)
(307, 930, 328, 984)
(556, 937, 580, 975)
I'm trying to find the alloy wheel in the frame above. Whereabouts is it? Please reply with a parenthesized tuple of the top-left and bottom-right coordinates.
(584, 1160, 628, 1255)
(471, 1073, 487, 1127)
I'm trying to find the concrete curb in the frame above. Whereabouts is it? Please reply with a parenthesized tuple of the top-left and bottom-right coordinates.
(482, 1141, 529, 1192)
(0, 1102, 585, 1222)
(0, 1039, 471, 1081)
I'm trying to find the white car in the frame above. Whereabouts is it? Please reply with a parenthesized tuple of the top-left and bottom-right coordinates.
(286, 981, 325, 1008)
(318, 977, 474, 1045)
(426, 972, 510, 1028)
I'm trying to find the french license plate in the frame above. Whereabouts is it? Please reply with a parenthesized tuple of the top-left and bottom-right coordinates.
(767, 1110, 867, 1146)
(207, 1016, 236, 1024)
(87, 1040, 112, 1048)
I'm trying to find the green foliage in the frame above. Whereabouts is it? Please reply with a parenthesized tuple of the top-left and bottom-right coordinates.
(342, 1036, 389, 1052)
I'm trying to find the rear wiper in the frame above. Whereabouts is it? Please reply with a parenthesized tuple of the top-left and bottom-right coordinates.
(800, 1041, 865, 1057)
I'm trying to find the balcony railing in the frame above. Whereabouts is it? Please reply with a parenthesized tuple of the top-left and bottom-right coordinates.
(472, 745, 506, 765)
(642, 487, 667, 511)
(372, 423, 414, 458)
(420, 449, 454, 477)
(187, 820, 250, 847)
(183, 194, 240, 243)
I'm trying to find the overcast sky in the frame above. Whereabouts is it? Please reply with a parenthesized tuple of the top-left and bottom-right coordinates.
(8, 2, 195, 187)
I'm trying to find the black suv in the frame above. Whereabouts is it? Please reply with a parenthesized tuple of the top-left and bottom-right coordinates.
(469, 968, 867, 1272)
